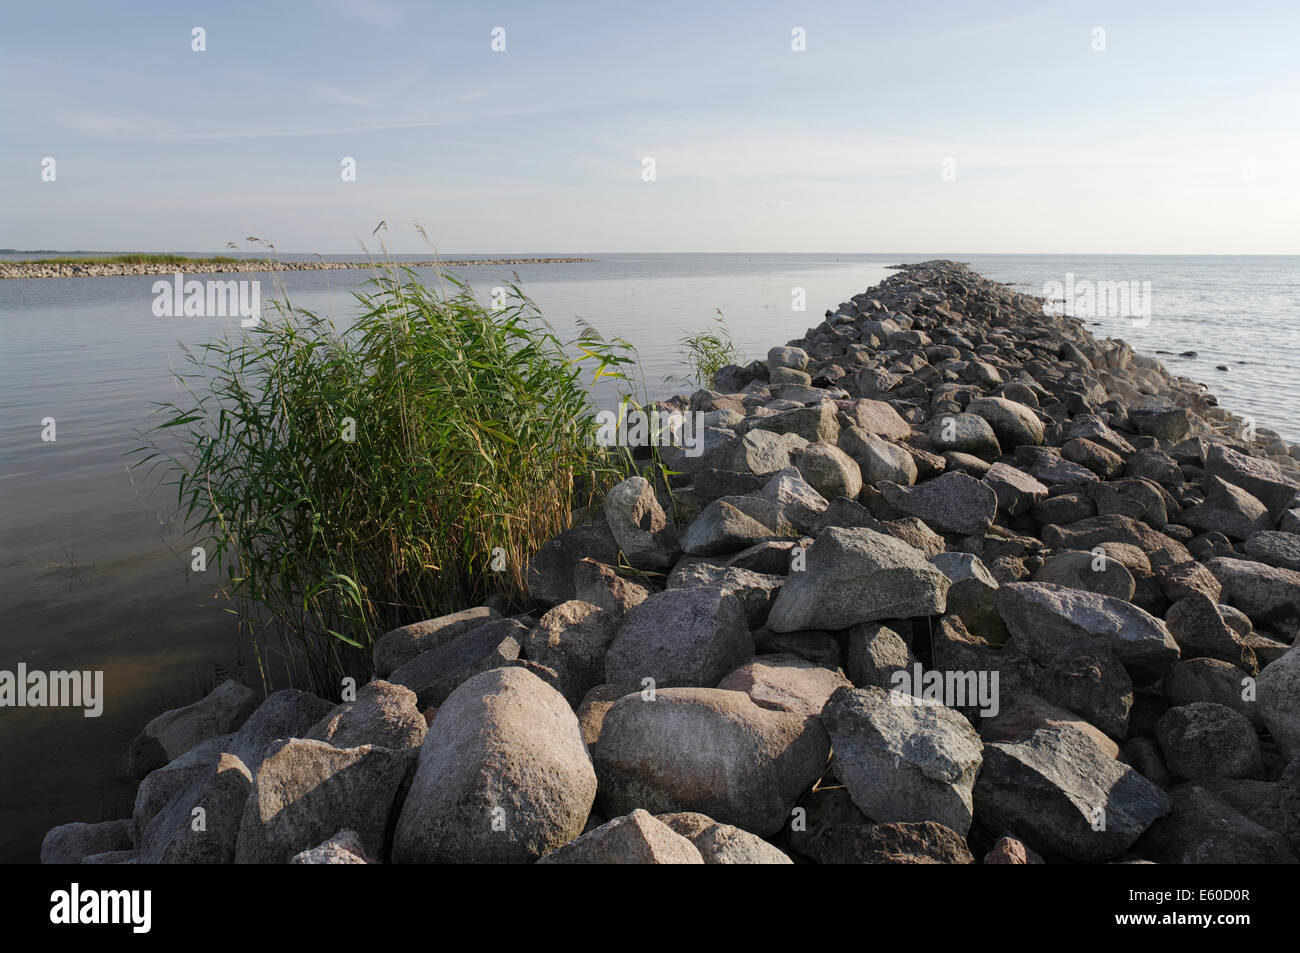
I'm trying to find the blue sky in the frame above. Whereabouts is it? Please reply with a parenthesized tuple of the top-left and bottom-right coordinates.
(2, 0, 1298, 253)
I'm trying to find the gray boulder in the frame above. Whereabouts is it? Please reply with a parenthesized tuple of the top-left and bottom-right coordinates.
(1156, 703, 1263, 782)
(537, 809, 703, 864)
(372, 606, 499, 678)
(305, 680, 427, 751)
(388, 618, 528, 709)
(524, 600, 619, 706)
(656, 812, 792, 864)
(880, 472, 997, 536)
(603, 476, 681, 570)
(125, 679, 259, 779)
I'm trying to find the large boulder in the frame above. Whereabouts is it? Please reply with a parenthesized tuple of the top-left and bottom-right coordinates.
(793, 442, 862, 501)
(524, 600, 619, 706)
(928, 413, 1000, 460)
(306, 680, 427, 750)
(526, 520, 621, 606)
(966, 396, 1044, 451)
(40, 819, 133, 865)
(372, 606, 499, 677)
(1179, 475, 1272, 541)
(716, 653, 851, 719)
(974, 725, 1171, 862)
(388, 618, 529, 709)
(604, 587, 753, 692)
(839, 428, 917, 487)
(393, 667, 597, 863)
(667, 562, 784, 628)
(681, 499, 780, 555)
(603, 476, 681, 570)
(982, 463, 1049, 518)
(139, 753, 251, 864)
(1156, 703, 1263, 782)
(234, 739, 410, 864)
(995, 582, 1179, 682)
(225, 689, 335, 774)
(1137, 785, 1297, 863)
(1206, 557, 1300, 627)
(1258, 646, 1300, 762)
(1204, 444, 1300, 519)
(821, 686, 984, 834)
(593, 688, 830, 836)
(767, 527, 949, 632)
(125, 679, 260, 779)
(880, 472, 997, 536)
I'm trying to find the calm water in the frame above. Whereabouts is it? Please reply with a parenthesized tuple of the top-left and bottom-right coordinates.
(0, 252, 1295, 861)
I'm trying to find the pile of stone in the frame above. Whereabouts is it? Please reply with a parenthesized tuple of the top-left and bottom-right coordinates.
(43, 261, 1300, 864)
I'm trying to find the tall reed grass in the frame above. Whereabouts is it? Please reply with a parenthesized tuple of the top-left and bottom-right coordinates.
(135, 266, 628, 694)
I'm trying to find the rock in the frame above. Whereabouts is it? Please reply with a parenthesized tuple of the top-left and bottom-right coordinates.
(667, 562, 783, 628)
(604, 587, 753, 692)
(593, 688, 830, 836)
(1206, 557, 1300, 626)
(226, 689, 335, 773)
(714, 429, 808, 476)
(845, 622, 915, 689)
(982, 463, 1049, 517)
(881, 471, 997, 536)
(1034, 645, 1134, 741)
(839, 398, 911, 440)
(1179, 475, 1272, 541)
(388, 618, 528, 710)
(125, 679, 260, 778)
(139, 753, 251, 864)
(980, 693, 1120, 758)
(974, 725, 1171, 861)
(1156, 703, 1263, 782)
(1164, 658, 1260, 725)
(526, 520, 621, 606)
(537, 809, 703, 864)
(576, 684, 624, 747)
(41, 819, 133, 865)
(839, 428, 917, 487)
(656, 812, 792, 864)
(1244, 531, 1300, 572)
(1131, 406, 1192, 444)
(717, 653, 851, 718)
(767, 527, 950, 632)
(290, 829, 377, 864)
(1032, 550, 1136, 602)
(807, 820, 975, 864)
(821, 685, 984, 834)
(755, 467, 829, 533)
(996, 582, 1180, 682)
(1062, 437, 1124, 478)
(1204, 444, 1300, 519)
(372, 606, 499, 677)
(603, 476, 681, 570)
(768, 345, 809, 371)
(1137, 785, 1297, 863)
(306, 680, 427, 750)
(1041, 514, 1191, 569)
(966, 396, 1044, 451)
(234, 739, 409, 864)
(984, 836, 1038, 864)
(523, 600, 619, 705)
(393, 668, 597, 863)
(794, 442, 862, 500)
(131, 734, 232, 840)
(928, 412, 1000, 460)
(573, 558, 651, 617)
(681, 499, 779, 555)
(1258, 646, 1300, 762)
(1163, 593, 1258, 672)
(1155, 560, 1223, 604)
(931, 552, 1006, 642)
(751, 401, 840, 443)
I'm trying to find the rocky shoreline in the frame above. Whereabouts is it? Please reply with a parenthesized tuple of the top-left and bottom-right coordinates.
(41, 261, 1300, 864)
(0, 257, 594, 279)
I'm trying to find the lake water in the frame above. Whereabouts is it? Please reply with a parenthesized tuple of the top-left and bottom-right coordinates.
(0, 252, 1296, 861)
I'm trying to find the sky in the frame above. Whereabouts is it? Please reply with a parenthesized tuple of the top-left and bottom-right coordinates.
(2, 0, 1298, 254)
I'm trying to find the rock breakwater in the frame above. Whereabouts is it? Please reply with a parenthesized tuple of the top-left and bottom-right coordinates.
(0, 257, 594, 279)
(43, 261, 1300, 864)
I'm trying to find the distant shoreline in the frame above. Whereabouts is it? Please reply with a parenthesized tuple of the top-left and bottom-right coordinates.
(0, 256, 596, 279)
